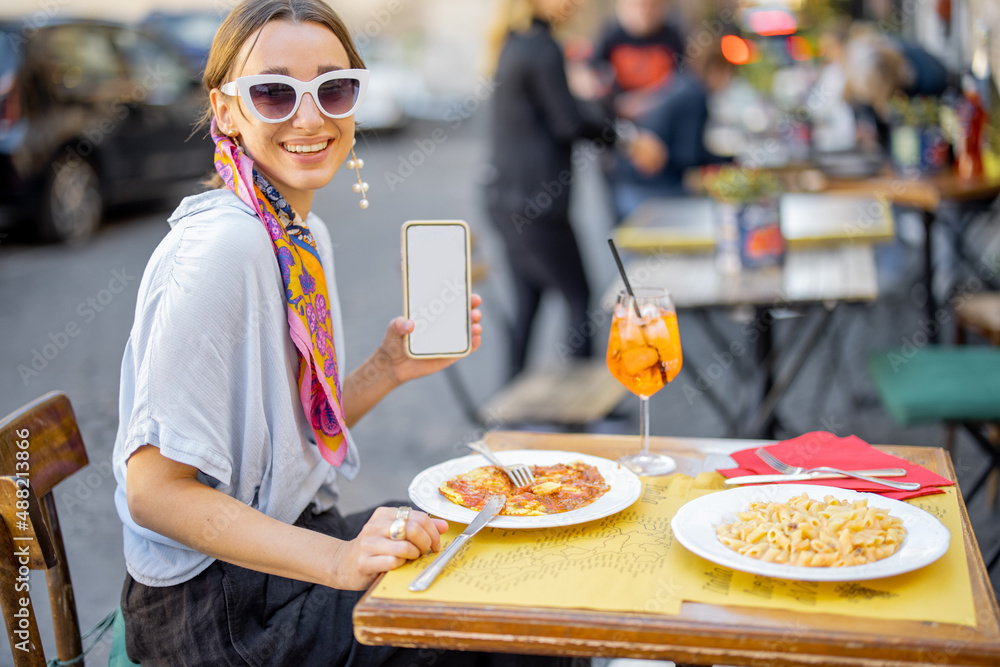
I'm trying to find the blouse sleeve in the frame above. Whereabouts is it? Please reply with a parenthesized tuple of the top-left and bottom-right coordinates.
(119, 215, 285, 489)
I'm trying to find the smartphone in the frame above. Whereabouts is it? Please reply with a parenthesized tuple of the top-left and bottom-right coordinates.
(402, 220, 472, 358)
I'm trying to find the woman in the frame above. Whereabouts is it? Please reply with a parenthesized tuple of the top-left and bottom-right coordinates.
(112, 2, 569, 665)
(483, 0, 664, 378)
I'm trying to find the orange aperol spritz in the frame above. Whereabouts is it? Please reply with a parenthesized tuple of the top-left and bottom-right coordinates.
(607, 287, 682, 475)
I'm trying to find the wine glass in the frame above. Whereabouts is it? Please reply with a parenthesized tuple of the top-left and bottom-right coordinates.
(606, 287, 683, 475)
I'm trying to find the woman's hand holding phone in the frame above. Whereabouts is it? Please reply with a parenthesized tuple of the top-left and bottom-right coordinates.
(343, 221, 481, 426)
(341, 295, 482, 427)
(379, 294, 483, 385)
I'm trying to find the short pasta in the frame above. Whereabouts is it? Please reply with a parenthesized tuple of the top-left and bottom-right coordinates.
(716, 493, 907, 567)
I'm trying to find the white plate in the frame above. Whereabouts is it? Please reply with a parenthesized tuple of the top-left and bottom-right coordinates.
(408, 449, 642, 529)
(670, 484, 950, 581)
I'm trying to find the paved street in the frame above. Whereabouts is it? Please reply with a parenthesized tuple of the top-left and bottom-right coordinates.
(1, 114, 998, 665)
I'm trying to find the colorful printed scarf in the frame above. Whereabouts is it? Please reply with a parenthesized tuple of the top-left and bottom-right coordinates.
(211, 119, 348, 466)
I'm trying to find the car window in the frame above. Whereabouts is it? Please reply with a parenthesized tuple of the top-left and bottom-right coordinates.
(165, 14, 220, 53)
(111, 29, 189, 105)
(0, 29, 17, 72)
(43, 26, 123, 93)
(0, 29, 19, 130)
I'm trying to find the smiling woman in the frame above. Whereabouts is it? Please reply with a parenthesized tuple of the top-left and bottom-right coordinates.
(104, 2, 571, 666)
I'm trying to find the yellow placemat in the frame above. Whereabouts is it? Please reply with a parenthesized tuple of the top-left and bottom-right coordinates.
(673, 484, 978, 627)
(371, 474, 696, 614)
(371, 474, 977, 627)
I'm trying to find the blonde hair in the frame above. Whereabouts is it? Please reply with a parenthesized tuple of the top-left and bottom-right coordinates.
(197, 0, 365, 187)
(843, 32, 912, 116)
(483, 0, 537, 76)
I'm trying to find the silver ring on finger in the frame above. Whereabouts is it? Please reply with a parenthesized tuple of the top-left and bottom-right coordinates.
(389, 506, 410, 541)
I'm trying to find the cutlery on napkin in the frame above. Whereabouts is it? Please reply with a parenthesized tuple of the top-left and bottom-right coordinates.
(716, 431, 954, 500)
(723, 468, 906, 485)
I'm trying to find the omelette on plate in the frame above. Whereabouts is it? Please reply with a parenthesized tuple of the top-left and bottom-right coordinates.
(439, 461, 610, 516)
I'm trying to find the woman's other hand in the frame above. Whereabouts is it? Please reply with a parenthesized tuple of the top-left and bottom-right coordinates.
(336, 507, 448, 590)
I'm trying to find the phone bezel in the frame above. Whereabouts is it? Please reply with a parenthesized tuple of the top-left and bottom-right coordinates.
(401, 220, 472, 359)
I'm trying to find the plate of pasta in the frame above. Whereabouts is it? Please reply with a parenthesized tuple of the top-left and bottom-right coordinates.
(670, 484, 950, 581)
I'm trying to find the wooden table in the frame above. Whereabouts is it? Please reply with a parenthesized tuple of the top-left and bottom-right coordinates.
(353, 431, 1000, 666)
(823, 170, 1000, 213)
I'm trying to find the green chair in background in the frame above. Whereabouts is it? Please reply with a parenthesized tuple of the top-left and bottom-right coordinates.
(868, 346, 1000, 570)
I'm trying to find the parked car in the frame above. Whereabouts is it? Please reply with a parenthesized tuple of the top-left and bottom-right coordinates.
(138, 10, 223, 73)
(0, 18, 213, 243)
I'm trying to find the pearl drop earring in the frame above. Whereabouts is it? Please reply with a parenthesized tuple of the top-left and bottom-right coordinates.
(347, 138, 369, 209)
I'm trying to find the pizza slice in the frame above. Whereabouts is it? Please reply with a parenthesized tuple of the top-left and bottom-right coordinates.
(439, 461, 610, 516)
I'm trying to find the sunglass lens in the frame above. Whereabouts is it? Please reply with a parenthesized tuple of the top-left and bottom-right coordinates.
(248, 82, 297, 120)
(317, 78, 360, 116)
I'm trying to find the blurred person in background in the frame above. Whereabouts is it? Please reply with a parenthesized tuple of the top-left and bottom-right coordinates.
(811, 18, 859, 152)
(612, 45, 734, 218)
(483, 0, 665, 379)
(586, 0, 686, 120)
(111, 1, 576, 665)
(840, 25, 950, 150)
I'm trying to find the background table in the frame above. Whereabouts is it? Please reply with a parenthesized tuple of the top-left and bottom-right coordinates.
(608, 193, 885, 437)
(613, 193, 895, 254)
(818, 171, 1000, 341)
(353, 431, 1000, 666)
(602, 245, 878, 438)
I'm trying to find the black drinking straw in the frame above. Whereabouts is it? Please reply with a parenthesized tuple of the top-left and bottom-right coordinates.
(607, 238, 643, 318)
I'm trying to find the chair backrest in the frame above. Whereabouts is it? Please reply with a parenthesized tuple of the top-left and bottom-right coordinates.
(0, 392, 89, 666)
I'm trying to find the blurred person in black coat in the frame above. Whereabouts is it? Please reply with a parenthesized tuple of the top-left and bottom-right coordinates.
(483, 0, 665, 378)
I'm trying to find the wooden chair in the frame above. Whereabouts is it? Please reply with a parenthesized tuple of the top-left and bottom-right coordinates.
(0, 392, 89, 666)
(955, 292, 1000, 346)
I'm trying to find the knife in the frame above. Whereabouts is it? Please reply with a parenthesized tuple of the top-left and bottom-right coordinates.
(409, 494, 506, 592)
(723, 468, 907, 485)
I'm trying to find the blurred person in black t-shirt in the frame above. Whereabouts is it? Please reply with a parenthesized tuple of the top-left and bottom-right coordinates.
(588, 0, 686, 121)
(612, 46, 734, 219)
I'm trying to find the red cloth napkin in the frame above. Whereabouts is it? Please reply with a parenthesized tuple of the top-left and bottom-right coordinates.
(717, 431, 954, 500)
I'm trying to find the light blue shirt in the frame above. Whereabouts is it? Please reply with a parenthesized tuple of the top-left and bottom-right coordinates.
(112, 189, 360, 586)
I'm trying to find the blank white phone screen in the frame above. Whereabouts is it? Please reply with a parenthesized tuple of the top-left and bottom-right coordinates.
(405, 224, 470, 356)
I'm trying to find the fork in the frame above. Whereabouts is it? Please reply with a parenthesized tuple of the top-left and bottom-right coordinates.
(755, 449, 921, 492)
(466, 440, 536, 488)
